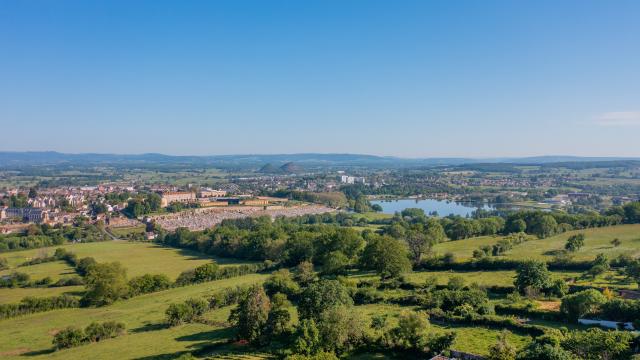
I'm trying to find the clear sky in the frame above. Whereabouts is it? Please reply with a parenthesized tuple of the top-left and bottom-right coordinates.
(1, 0, 639, 157)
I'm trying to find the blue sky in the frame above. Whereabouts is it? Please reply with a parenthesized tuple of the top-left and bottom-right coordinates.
(1, 0, 639, 157)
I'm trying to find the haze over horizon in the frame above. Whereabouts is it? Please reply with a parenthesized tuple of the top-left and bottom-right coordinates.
(1, 0, 639, 157)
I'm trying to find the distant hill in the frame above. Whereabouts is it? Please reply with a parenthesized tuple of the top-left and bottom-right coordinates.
(280, 162, 303, 174)
(0, 151, 638, 169)
(258, 163, 281, 174)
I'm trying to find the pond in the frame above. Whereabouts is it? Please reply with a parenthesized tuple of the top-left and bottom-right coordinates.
(370, 198, 494, 217)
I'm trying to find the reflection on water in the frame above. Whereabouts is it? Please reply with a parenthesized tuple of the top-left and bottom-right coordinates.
(371, 198, 494, 217)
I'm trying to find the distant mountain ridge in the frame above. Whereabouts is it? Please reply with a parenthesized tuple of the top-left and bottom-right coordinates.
(0, 151, 638, 168)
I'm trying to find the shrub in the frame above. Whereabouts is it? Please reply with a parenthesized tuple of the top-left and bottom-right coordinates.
(128, 274, 172, 296)
(85, 321, 126, 342)
(0, 295, 79, 320)
(560, 289, 607, 321)
(53, 327, 85, 349)
(264, 269, 301, 297)
(165, 298, 208, 326)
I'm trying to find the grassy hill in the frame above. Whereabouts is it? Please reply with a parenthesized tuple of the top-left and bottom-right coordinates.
(433, 224, 640, 261)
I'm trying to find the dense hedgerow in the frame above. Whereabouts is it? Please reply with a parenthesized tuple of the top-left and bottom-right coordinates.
(53, 321, 125, 350)
(0, 295, 80, 320)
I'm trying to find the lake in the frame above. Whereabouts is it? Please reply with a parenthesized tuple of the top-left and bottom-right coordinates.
(371, 198, 494, 217)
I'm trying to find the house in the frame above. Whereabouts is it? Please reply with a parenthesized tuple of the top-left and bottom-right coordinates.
(4, 208, 48, 223)
(198, 189, 227, 198)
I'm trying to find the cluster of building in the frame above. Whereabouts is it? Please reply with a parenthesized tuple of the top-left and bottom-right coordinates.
(339, 175, 366, 185)
(159, 188, 289, 209)
(160, 188, 228, 207)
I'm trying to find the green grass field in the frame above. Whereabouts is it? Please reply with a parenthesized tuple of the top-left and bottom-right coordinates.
(0, 273, 267, 359)
(354, 304, 530, 356)
(432, 224, 640, 261)
(1, 241, 254, 280)
(0, 261, 76, 282)
(0, 286, 84, 304)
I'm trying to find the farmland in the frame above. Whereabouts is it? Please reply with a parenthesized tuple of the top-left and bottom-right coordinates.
(2, 202, 640, 359)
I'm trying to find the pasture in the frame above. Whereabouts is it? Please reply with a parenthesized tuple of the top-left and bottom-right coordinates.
(432, 224, 640, 261)
(0, 241, 254, 280)
(0, 273, 268, 359)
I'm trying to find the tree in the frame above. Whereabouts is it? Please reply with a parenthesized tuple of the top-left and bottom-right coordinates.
(515, 260, 551, 294)
(586, 254, 609, 279)
(293, 319, 322, 355)
(387, 310, 431, 351)
(317, 305, 367, 353)
(561, 328, 633, 360)
(516, 343, 576, 360)
(625, 259, 640, 288)
(228, 285, 271, 343)
(264, 269, 300, 297)
(530, 215, 557, 238)
(321, 251, 349, 276)
(82, 262, 129, 306)
(405, 219, 445, 265)
(294, 261, 316, 286)
(623, 201, 640, 223)
(487, 330, 516, 360)
(560, 289, 607, 321)
(565, 234, 585, 252)
(28, 187, 38, 199)
(298, 280, 353, 321)
(385, 310, 456, 355)
(506, 218, 527, 234)
(361, 235, 412, 279)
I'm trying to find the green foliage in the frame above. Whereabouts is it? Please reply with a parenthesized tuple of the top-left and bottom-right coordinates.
(294, 261, 317, 286)
(286, 352, 339, 360)
(52, 326, 85, 350)
(560, 289, 607, 321)
(165, 297, 208, 326)
(82, 261, 129, 306)
(514, 260, 551, 294)
(84, 321, 126, 342)
(0, 295, 79, 320)
(293, 319, 322, 355)
(565, 234, 585, 252)
(360, 235, 412, 279)
(128, 273, 172, 296)
(447, 275, 466, 290)
(0, 257, 8, 270)
(52, 321, 126, 350)
(321, 250, 349, 276)
(561, 328, 633, 360)
(487, 330, 517, 360)
(316, 305, 367, 353)
(229, 285, 271, 343)
(297, 280, 353, 321)
(625, 258, 640, 288)
(263, 269, 300, 297)
(384, 310, 456, 355)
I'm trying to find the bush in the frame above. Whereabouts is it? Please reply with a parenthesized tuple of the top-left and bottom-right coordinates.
(560, 289, 607, 321)
(52, 321, 126, 350)
(128, 274, 172, 296)
(165, 298, 208, 326)
(52, 276, 84, 287)
(53, 327, 85, 349)
(0, 295, 80, 320)
(85, 321, 126, 342)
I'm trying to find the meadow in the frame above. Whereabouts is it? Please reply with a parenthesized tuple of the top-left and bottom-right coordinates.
(432, 224, 640, 261)
(1, 241, 255, 280)
(0, 273, 268, 359)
